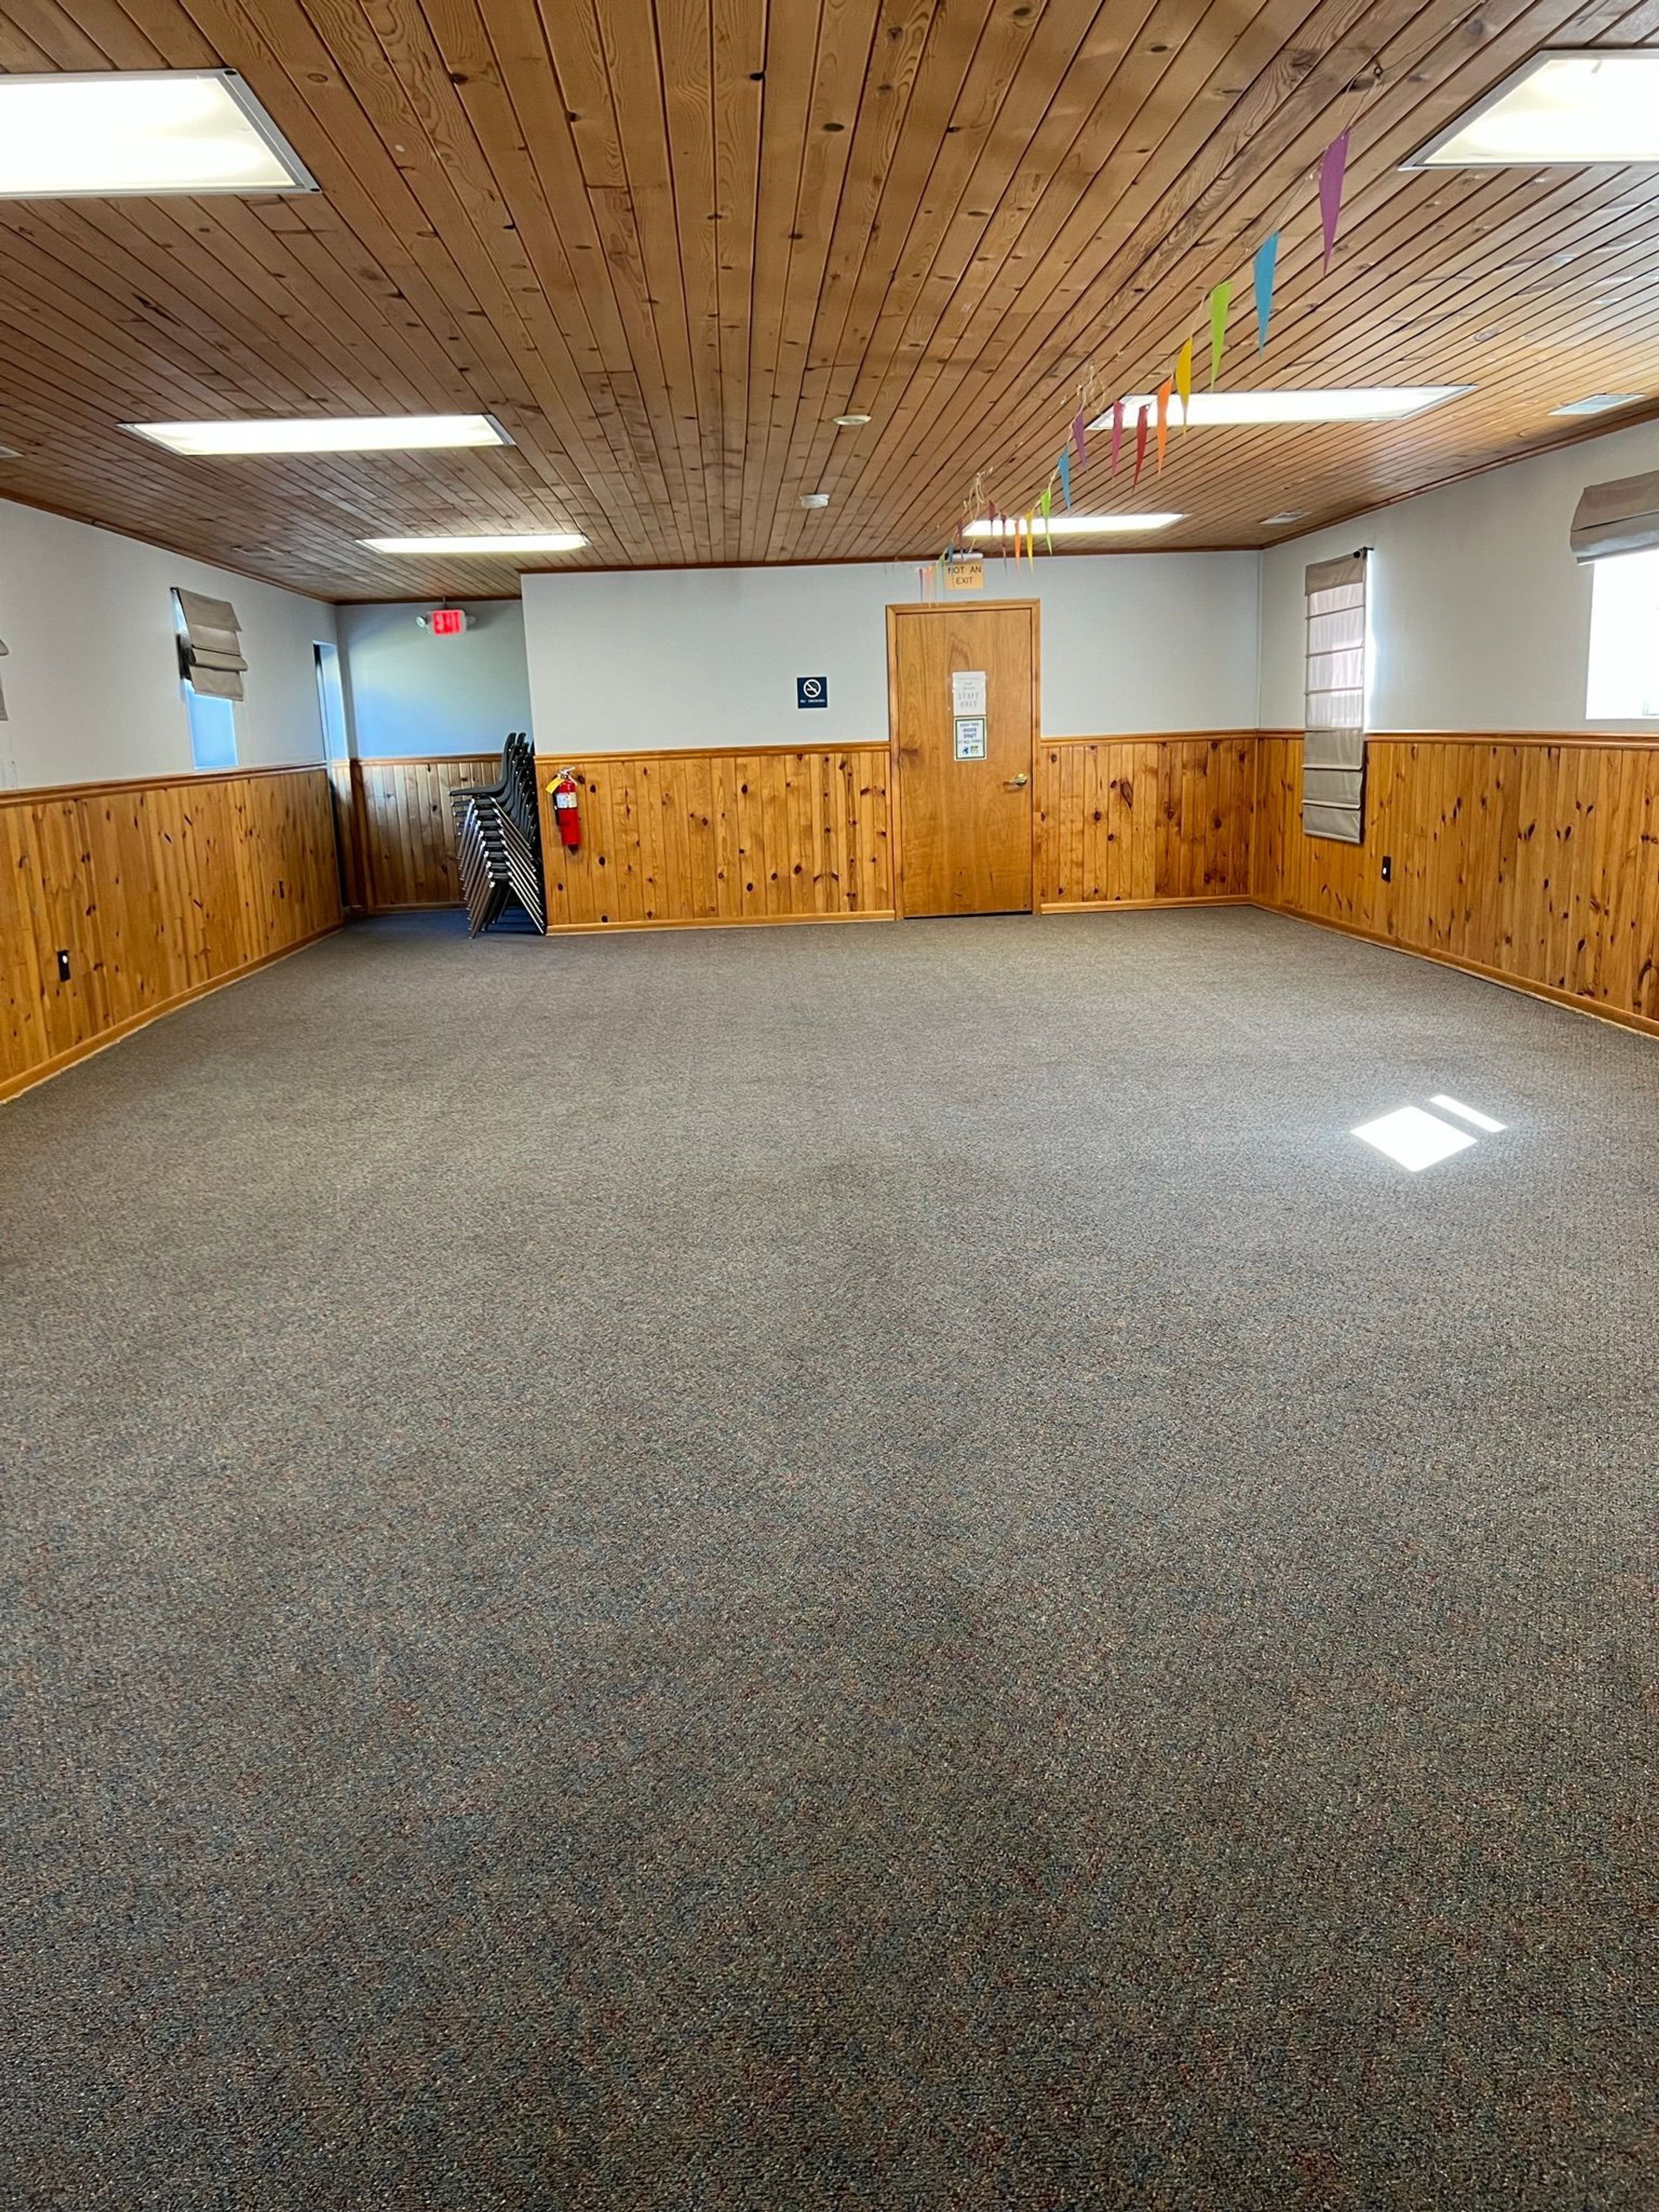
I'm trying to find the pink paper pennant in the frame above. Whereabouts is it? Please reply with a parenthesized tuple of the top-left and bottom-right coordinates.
(1319, 132, 1350, 272)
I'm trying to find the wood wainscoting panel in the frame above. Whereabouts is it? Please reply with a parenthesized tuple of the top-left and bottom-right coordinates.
(535, 748, 894, 930)
(1252, 734, 1659, 1036)
(353, 755, 501, 911)
(2, 765, 341, 1102)
(1037, 736, 1255, 912)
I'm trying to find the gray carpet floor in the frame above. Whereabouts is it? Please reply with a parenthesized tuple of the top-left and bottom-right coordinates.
(2, 906, 1653, 2211)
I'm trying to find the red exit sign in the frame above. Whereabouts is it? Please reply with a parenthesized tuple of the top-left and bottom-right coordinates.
(429, 607, 467, 636)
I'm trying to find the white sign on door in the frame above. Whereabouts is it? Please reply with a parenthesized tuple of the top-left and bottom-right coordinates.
(953, 717, 986, 760)
(951, 669, 986, 716)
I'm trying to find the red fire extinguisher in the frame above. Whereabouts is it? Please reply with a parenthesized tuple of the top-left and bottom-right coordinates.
(550, 772, 582, 852)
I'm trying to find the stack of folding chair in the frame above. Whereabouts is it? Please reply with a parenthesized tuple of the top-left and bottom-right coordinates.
(450, 731, 547, 935)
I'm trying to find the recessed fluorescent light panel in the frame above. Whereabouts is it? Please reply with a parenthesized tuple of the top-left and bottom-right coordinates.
(1405, 52, 1659, 168)
(1352, 1106, 1478, 1173)
(1261, 512, 1303, 525)
(128, 415, 512, 456)
(965, 513, 1182, 537)
(362, 533, 587, 556)
(1550, 393, 1646, 419)
(0, 70, 316, 198)
(1097, 388, 1471, 429)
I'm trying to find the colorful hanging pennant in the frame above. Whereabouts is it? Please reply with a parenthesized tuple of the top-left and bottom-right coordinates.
(1319, 131, 1350, 271)
(1208, 280, 1231, 388)
(1253, 232, 1279, 350)
(1133, 405, 1148, 487)
(1155, 379, 1172, 473)
(1110, 399, 1125, 478)
(1175, 338, 1193, 433)
(1072, 410, 1089, 474)
(1026, 515, 1037, 571)
(1057, 448, 1072, 509)
(1039, 484, 1054, 553)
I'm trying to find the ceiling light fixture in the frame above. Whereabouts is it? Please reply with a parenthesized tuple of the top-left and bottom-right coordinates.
(128, 414, 512, 456)
(1405, 51, 1659, 168)
(362, 533, 587, 556)
(1261, 512, 1303, 525)
(965, 513, 1183, 538)
(800, 492, 831, 508)
(0, 70, 316, 198)
(1549, 393, 1646, 418)
(1096, 388, 1471, 429)
(833, 413, 871, 427)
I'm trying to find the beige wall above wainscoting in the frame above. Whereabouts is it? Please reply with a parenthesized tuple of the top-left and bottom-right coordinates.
(522, 556, 1261, 757)
(0, 497, 335, 790)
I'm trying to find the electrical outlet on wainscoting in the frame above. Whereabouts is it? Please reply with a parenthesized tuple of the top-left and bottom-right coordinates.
(56, 949, 71, 981)
(1381, 854, 1393, 882)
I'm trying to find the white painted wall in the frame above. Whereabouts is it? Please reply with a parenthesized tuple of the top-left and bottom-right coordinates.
(522, 553, 1261, 752)
(336, 598, 531, 757)
(1259, 414, 1659, 734)
(0, 497, 335, 789)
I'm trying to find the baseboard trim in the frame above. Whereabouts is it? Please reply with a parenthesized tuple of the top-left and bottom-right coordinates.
(1038, 894, 1252, 915)
(546, 909, 898, 934)
(0, 923, 342, 1106)
(1250, 899, 1659, 1042)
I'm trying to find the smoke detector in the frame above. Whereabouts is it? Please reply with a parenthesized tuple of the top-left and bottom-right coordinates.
(799, 492, 830, 509)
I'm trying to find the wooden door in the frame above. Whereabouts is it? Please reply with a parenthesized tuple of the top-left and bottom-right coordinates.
(888, 602, 1038, 917)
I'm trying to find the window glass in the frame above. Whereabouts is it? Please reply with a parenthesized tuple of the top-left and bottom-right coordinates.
(1587, 546, 1659, 718)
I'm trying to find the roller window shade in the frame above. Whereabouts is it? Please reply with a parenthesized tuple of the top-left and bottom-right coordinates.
(1303, 552, 1367, 845)
(1570, 468, 1659, 564)
(173, 588, 247, 702)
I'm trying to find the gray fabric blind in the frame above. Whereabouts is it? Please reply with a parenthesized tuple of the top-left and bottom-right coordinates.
(174, 588, 248, 702)
(1303, 553, 1367, 845)
(1570, 468, 1659, 564)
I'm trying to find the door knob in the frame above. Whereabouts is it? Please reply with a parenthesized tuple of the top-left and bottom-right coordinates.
(1005, 772, 1029, 789)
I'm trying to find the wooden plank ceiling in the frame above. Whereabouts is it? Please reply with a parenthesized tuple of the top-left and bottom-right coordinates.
(0, 0, 1656, 601)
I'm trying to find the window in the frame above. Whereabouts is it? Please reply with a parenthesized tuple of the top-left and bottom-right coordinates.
(1586, 547, 1659, 718)
(172, 587, 245, 769)
(314, 639, 348, 763)
(1302, 551, 1369, 844)
(184, 686, 237, 770)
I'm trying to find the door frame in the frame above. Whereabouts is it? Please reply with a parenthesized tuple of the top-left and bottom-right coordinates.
(884, 598, 1042, 920)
